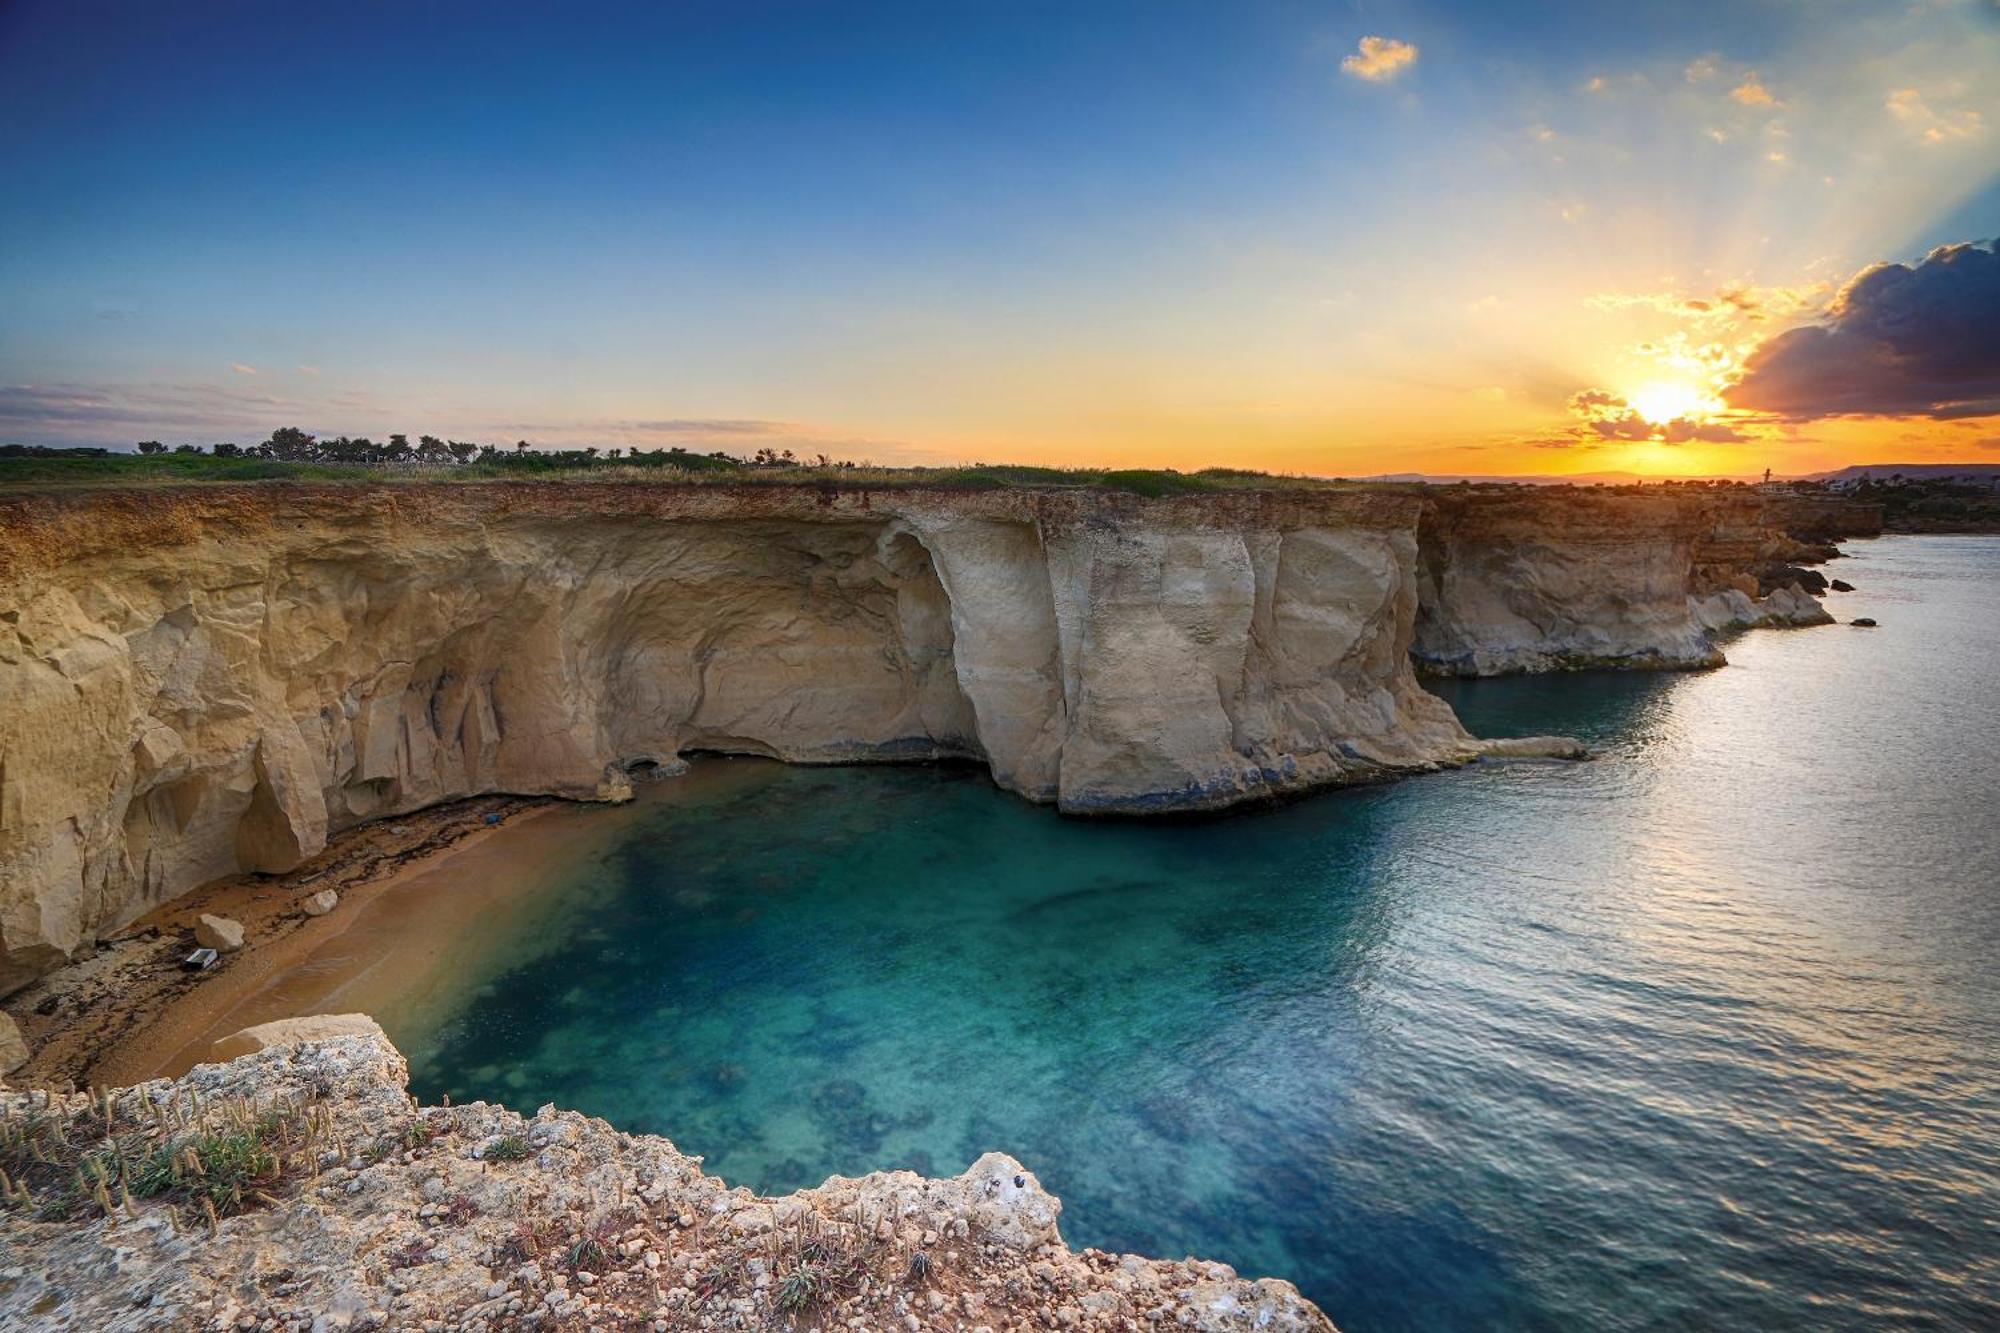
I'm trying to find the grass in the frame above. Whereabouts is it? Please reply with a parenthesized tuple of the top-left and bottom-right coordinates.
(481, 1134, 532, 1161)
(0, 1084, 330, 1227)
(0, 445, 1366, 497)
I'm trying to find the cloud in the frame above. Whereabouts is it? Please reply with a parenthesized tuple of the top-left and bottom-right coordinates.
(1976, 437, 2000, 451)
(0, 380, 298, 443)
(1729, 75, 1779, 108)
(1565, 389, 1747, 443)
(1727, 239, 2000, 419)
(1341, 36, 1418, 83)
(1886, 89, 1983, 142)
(230, 363, 258, 376)
(296, 365, 321, 376)
(1587, 281, 1828, 325)
(1685, 55, 1721, 84)
(627, 418, 796, 436)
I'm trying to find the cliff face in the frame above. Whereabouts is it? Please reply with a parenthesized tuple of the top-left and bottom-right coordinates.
(1411, 489, 1845, 675)
(0, 483, 1495, 990)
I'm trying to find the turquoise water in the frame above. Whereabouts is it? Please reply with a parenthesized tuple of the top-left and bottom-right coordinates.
(406, 535, 2000, 1331)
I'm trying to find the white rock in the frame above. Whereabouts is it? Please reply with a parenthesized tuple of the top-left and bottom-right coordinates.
(208, 1012, 387, 1062)
(302, 889, 340, 916)
(195, 914, 245, 952)
(0, 1013, 27, 1075)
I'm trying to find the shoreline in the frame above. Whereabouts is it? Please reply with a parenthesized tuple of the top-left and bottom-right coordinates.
(4, 792, 573, 1089)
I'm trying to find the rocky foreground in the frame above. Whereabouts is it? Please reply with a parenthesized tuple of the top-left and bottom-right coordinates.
(0, 1023, 1334, 1332)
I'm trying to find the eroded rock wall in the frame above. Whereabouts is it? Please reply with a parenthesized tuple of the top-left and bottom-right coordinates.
(1411, 489, 1844, 675)
(0, 483, 1484, 989)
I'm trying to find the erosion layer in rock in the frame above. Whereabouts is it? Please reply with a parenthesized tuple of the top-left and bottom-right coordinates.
(0, 1028, 1336, 1331)
(0, 483, 1516, 992)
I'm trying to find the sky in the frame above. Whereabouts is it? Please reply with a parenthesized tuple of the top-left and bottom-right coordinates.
(1, 0, 1996, 477)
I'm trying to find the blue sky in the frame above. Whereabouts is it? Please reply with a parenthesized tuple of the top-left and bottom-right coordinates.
(2, 1, 1996, 473)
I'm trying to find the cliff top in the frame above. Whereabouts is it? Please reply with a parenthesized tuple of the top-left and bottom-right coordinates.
(1, 445, 1780, 500)
(0, 1026, 1336, 1331)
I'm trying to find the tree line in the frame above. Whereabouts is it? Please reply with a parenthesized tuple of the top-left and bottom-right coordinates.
(109, 427, 852, 472)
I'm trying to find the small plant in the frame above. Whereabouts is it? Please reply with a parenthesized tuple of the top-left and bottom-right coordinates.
(774, 1262, 825, 1313)
(495, 1219, 561, 1267)
(401, 1121, 437, 1151)
(0, 1086, 326, 1226)
(566, 1232, 609, 1272)
(442, 1193, 478, 1226)
(482, 1135, 531, 1161)
(906, 1249, 933, 1283)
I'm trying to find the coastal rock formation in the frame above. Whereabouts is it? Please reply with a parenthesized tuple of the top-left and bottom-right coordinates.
(1, 483, 1561, 990)
(0, 1030, 1336, 1331)
(1412, 488, 1850, 674)
(0, 479, 1853, 991)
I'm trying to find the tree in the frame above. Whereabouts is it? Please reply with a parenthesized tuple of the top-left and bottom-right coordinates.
(266, 427, 316, 460)
(173, 443, 203, 454)
(136, 440, 165, 455)
(213, 442, 242, 458)
(448, 440, 477, 463)
(417, 434, 451, 462)
(515, 440, 531, 453)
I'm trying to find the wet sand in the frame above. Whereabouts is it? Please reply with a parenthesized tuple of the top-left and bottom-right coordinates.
(104, 794, 666, 1085)
(1, 794, 583, 1089)
(9, 761, 797, 1091)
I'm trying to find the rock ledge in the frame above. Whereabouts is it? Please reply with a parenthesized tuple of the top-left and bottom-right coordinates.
(0, 1029, 1335, 1332)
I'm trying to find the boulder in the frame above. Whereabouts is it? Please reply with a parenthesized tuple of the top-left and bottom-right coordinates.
(0, 1012, 28, 1075)
(194, 914, 245, 952)
(209, 1012, 386, 1063)
(1851, 617, 1878, 627)
(302, 889, 339, 916)
(1829, 578, 1854, 592)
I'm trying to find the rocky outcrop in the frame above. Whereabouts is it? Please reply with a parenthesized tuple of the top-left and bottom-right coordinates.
(3, 482, 1575, 991)
(0, 1030, 1335, 1331)
(207, 1010, 385, 1061)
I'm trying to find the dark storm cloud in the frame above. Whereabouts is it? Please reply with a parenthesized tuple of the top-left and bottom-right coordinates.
(1728, 240, 2000, 419)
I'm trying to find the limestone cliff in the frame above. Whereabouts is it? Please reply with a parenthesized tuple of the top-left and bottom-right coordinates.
(0, 483, 1513, 991)
(1410, 488, 1845, 675)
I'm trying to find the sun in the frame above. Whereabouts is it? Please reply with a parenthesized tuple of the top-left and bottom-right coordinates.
(1627, 379, 1722, 425)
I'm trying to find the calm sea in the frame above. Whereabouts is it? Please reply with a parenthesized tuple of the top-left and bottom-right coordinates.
(405, 534, 2000, 1331)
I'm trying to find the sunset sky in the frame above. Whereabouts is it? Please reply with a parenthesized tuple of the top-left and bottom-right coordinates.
(1, 1, 1996, 477)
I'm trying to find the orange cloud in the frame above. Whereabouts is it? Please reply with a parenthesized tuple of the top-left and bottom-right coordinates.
(1729, 75, 1779, 108)
(1341, 36, 1418, 83)
(1886, 89, 1983, 142)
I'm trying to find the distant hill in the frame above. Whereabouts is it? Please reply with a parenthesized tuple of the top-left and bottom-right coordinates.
(1807, 463, 2000, 486)
(1362, 470, 1758, 486)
